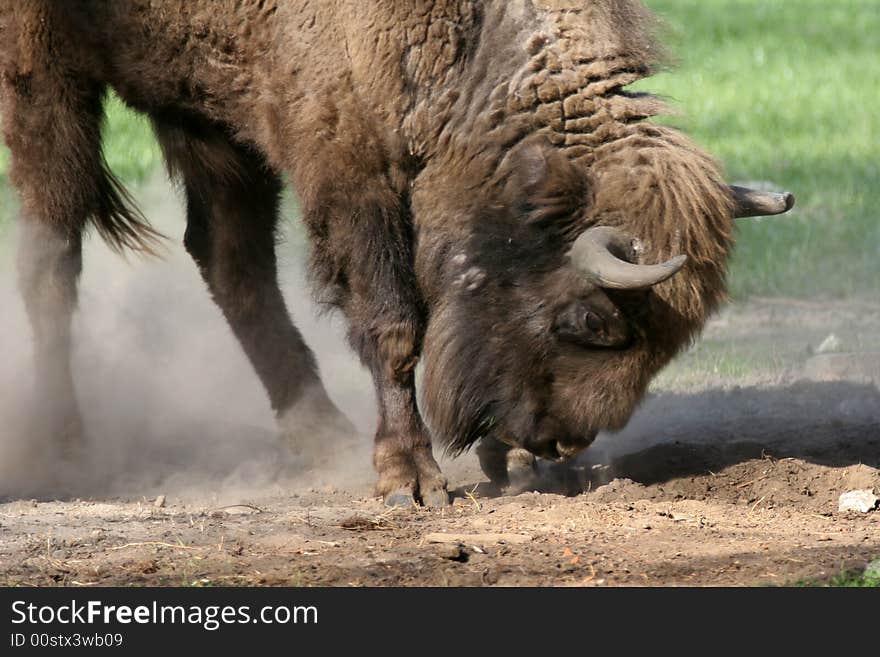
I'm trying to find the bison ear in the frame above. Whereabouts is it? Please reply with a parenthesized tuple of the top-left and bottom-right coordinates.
(501, 138, 594, 235)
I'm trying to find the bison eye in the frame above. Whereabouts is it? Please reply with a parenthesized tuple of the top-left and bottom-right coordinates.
(584, 311, 605, 334)
(553, 301, 630, 349)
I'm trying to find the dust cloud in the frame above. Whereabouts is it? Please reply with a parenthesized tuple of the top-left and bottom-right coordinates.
(0, 174, 379, 503)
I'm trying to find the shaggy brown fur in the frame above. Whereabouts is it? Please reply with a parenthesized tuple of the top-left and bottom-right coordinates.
(1, 1, 735, 504)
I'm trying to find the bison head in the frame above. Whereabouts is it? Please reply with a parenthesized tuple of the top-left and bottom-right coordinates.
(419, 138, 792, 462)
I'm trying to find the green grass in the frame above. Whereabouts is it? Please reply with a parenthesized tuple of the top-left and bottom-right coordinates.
(652, 338, 789, 389)
(100, 93, 163, 185)
(825, 571, 880, 588)
(1, 1, 878, 297)
(638, 0, 880, 298)
(796, 562, 880, 587)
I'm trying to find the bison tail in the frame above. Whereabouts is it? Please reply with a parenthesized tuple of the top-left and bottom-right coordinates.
(92, 159, 165, 256)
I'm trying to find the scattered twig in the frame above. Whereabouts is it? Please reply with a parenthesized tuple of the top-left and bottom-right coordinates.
(581, 563, 597, 585)
(339, 515, 398, 531)
(464, 484, 482, 511)
(735, 477, 767, 489)
(423, 532, 532, 546)
(749, 496, 767, 514)
(108, 541, 200, 552)
(209, 504, 265, 514)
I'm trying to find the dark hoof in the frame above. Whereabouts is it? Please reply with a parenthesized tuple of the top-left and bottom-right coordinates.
(384, 490, 416, 507)
(277, 385, 359, 459)
(477, 438, 539, 494)
(477, 438, 512, 487)
(420, 487, 451, 508)
(506, 455, 539, 494)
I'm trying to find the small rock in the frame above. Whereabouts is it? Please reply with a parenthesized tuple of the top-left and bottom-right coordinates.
(153, 495, 166, 509)
(838, 489, 879, 514)
(436, 544, 468, 561)
(816, 333, 843, 354)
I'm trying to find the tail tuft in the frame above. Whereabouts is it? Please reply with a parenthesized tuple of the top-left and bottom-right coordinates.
(93, 160, 165, 255)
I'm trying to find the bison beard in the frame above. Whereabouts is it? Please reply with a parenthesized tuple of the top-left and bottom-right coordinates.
(0, 1, 793, 505)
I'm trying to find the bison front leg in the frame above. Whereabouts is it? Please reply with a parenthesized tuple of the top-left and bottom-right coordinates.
(370, 351, 449, 508)
(349, 282, 449, 508)
(300, 184, 449, 507)
(154, 121, 355, 462)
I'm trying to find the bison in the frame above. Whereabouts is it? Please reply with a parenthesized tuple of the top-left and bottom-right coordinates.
(0, 0, 793, 506)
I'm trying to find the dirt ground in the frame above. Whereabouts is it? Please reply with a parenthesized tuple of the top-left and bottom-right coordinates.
(1, 294, 878, 587)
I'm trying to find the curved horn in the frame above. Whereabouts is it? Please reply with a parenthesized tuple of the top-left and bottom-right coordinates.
(568, 226, 688, 290)
(729, 185, 795, 218)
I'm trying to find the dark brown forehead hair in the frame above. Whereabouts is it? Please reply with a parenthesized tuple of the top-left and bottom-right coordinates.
(454, 139, 596, 281)
(422, 142, 597, 453)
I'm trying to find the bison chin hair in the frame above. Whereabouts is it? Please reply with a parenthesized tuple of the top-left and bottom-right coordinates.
(418, 139, 608, 459)
(419, 296, 549, 457)
(418, 291, 654, 460)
